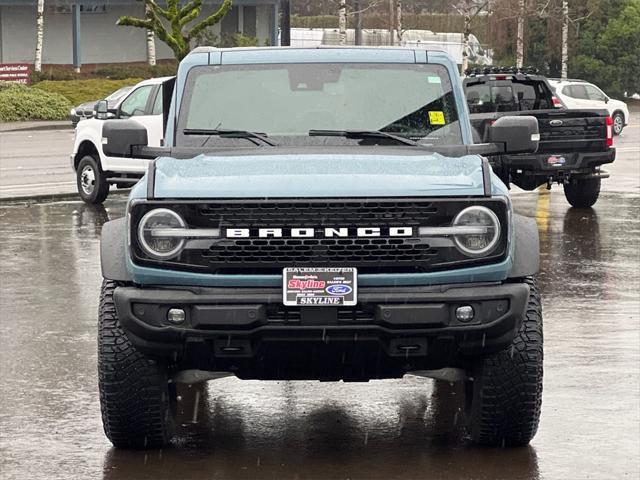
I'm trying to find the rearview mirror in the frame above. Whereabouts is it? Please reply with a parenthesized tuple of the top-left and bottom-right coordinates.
(487, 116, 539, 154)
(102, 119, 148, 157)
(95, 100, 108, 120)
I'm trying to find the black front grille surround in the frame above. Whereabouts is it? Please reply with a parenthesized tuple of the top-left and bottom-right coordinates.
(130, 198, 509, 274)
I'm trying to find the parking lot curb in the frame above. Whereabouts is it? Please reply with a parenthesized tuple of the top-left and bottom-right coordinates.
(0, 190, 129, 205)
(0, 121, 73, 132)
(0, 192, 81, 204)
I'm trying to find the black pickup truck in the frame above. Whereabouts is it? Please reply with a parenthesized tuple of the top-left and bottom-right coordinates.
(463, 68, 615, 208)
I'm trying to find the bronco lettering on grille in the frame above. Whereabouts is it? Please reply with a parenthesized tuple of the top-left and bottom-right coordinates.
(225, 227, 413, 238)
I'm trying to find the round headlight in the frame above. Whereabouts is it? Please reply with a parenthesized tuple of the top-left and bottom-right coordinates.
(452, 206, 501, 257)
(137, 208, 186, 259)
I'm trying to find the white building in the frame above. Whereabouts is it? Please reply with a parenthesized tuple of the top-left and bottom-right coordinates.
(0, 0, 280, 66)
(288, 28, 493, 66)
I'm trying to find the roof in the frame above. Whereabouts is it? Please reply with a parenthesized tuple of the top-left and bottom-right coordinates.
(135, 76, 174, 87)
(186, 46, 455, 66)
(548, 78, 587, 84)
(190, 45, 450, 54)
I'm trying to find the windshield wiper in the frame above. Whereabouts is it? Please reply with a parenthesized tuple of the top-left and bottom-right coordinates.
(309, 129, 425, 147)
(183, 128, 277, 146)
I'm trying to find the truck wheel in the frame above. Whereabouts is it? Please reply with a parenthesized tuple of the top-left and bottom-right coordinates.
(98, 280, 175, 449)
(77, 155, 109, 204)
(468, 276, 543, 447)
(563, 177, 601, 208)
(612, 112, 624, 135)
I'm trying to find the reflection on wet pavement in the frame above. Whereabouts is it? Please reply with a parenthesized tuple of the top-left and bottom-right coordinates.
(0, 190, 638, 480)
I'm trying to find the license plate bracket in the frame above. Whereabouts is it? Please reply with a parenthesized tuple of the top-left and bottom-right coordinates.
(283, 267, 357, 306)
(547, 154, 567, 166)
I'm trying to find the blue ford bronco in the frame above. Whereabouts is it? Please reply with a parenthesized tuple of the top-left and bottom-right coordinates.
(98, 47, 543, 449)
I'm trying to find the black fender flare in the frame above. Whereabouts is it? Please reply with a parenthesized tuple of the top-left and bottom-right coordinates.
(101, 217, 132, 282)
(509, 213, 540, 278)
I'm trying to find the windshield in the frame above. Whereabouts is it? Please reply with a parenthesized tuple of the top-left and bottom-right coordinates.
(106, 86, 133, 105)
(177, 63, 462, 147)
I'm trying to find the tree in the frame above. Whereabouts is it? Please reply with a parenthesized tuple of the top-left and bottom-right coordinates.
(396, 0, 403, 44)
(328, 0, 384, 44)
(453, 0, 490, 73)
(571, 0, 640, 96)
(491, 0, 566, 68)
(516, 0, 524, 67)
(338, 0, 347, 44)
(34, 0, 44, 72)
(117, 0, 233, 61)
(560, 0, 568, 78)
(145, 3, 157, 66)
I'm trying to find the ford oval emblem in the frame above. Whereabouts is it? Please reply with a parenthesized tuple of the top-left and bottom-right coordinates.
(549, 119, 563, 127)
(326, 284, 352, 296)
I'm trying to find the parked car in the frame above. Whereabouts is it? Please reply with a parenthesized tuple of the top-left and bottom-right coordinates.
(98, 46, 544, 450)
(464, 68, 615, 208)
(70, 77, 172, 203)
(549, 78, 630, 135)
(69, 85, 133, 126)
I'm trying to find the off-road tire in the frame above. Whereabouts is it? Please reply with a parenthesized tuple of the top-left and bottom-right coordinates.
(77, 155, 109, 204)
(612, 112, 624, 135)
(563, 177, 601, 208)
(469, 276, 543, 447)
(98, 280, 175, 449)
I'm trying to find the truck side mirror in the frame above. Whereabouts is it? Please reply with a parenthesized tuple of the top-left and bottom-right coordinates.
(95, 100, 108, 120)
(487, 115, 539, 154)
(102, 119, 148, 157)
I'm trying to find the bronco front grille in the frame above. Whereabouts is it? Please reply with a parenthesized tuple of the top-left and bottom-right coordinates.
(129, 198, 508, 274)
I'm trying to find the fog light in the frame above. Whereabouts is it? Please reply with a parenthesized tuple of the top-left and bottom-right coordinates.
(455, 305, 474, 322)
(167, 308, 186, 324)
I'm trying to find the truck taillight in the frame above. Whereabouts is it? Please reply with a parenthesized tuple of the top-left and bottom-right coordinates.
(605, 115, 614, 147)
(552, 96, 562, 108)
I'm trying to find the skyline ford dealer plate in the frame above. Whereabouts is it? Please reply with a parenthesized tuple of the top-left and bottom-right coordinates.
(283, 267, 357, 306)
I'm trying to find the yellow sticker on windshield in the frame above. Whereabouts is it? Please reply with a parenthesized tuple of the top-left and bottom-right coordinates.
(428, 111, 446, 125)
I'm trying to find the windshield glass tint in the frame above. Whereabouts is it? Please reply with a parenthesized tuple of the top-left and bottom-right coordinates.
(465, 80, 552, 112)
(106, 86, 132, 103)
(178, 63, 462, 146)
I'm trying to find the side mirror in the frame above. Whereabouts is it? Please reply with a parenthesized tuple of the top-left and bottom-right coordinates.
(102, 119, 148, 157)
(604, 96, 610, 103)
(487, 115, 539, 154)
(95, 100, 108, 120)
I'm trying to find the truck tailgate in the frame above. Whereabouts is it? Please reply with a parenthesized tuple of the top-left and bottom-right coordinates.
(471, 109, 610, 153)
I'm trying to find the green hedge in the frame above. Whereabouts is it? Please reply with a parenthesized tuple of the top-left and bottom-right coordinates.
(93, 63, 177, 80)
(29, 62, 177, 83)
(34, 78, 142, 106)
(0, 82, 72, 122)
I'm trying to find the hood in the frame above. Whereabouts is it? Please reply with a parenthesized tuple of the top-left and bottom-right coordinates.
(149, 153, 498, 199)
(76, 101, 97, 110)
(610, 98, 629, 111)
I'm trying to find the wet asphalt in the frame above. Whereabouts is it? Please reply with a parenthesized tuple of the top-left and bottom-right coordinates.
(0, 128, 638, 479)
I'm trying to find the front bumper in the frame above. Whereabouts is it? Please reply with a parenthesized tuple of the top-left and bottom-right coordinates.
(113, 281, 529, 376)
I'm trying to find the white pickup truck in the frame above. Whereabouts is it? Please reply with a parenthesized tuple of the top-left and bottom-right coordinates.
(70, 76, 172, 203)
